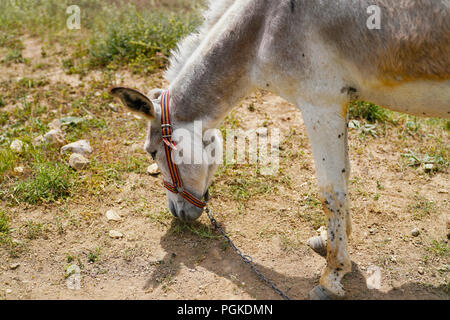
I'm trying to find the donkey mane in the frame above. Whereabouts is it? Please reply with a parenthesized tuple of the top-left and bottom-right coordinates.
(164, 0, 237, 82)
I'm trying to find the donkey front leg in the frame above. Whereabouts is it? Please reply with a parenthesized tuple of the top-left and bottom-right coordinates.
(300, 103, 352, 299)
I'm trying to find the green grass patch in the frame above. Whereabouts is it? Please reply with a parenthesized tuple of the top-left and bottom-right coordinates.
(349, 101, 390, 123)
(87, 9, 199, 73)
(12, 162, 74, 204)
(426, 240, 449, 257)
(0, 210, 9, 234)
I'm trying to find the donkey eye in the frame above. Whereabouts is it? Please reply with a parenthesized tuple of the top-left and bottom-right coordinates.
(150, 151, 157, 160)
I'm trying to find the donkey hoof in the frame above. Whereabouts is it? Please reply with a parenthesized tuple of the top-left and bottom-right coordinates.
(307, 236, 327, 257)
(308, 285, 337, 300)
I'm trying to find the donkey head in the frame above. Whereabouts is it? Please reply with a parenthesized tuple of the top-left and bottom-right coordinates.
(109, 87, 222, 222)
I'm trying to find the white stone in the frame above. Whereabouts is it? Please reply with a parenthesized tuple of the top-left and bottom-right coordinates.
(10, 139, 24, 152)
(66, 264, 81, 290)
(411, 228, 420, 237)
(44, 129, 65, 145)
(10, 263, 20, 270)
(48, 119, 62, 131)
(61, 140, 92, 156)
(366, 265, 382, 290)
(147, 163, 160, 175)
(32, 135, 45, 146)
(13, 167, 24, 173)
(69, 153, 89, 170)
(106, 209, 122, 221)
(109, 230, 123, 239)
(108, 103, 118, 112)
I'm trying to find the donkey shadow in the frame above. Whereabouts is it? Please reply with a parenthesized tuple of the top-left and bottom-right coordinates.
(143, 219, 448, 300)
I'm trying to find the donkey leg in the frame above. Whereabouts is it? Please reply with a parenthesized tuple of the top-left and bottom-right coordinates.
(300, 103, 352, 299)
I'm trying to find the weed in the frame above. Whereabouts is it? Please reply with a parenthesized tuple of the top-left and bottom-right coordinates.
(348, 101, 390, 123)
(0, 210, 9, 234)
(426, 240, 449, 257)
(13, 162, 74, 204)
(172, 221, 219, 240)
(23, 220, 43, 240)
(407, 196, 436, 220)
(87, 247, 101, 263)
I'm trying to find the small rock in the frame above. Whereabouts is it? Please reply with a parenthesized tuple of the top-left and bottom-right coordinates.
(13, 167, 24, 173)
(366, 265, 382, 290)
(108, 103, 118, 112)
(32, 135, 45, 146)
(10, 139, 24, 153)
(411, 228, 420, 237)
(66, 265, 81, 290)
(418, 267, 424, 275)
(48, 119, 62, 131)
(44, 129, 65, 145)
(106, 209, 121, 221)
(69, 153, 89, 170)
(5, 289, 12, 294)
(147, 163, 160, 175)
(109, 230, 123, 239)
(61, 140, 92, 156)
(10, 263, 20, 270)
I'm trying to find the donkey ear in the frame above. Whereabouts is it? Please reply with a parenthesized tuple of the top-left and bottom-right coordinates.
(109, 87, 155, 120)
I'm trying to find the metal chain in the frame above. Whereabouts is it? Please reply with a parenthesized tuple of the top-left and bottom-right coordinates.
(205, 206, 291, 300)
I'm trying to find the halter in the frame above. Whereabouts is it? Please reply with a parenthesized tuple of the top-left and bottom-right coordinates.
(159, 91, 207, 209)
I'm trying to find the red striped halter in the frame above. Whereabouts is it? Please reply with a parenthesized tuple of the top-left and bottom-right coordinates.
(159, 91, 207, 209)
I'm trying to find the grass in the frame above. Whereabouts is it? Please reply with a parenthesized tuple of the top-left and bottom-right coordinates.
(0, 0, 201, 74)
(0, 210, 9, 234)
(348, 101, 390, 123)
(407, 196, 436, 220)
(12, 162, 74, 204)
(426, 240, 449, 257)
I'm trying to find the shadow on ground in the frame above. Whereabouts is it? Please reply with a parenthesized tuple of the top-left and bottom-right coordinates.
(143, 219, 448, 300)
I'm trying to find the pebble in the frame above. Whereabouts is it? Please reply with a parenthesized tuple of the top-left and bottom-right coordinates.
(366, 265, 382, 290)
(61, 140, 92, 156)
(44, 129, 65, 145)
(10, 263, 20, 270)
(411, 228, 420, 237)
(106, 209, 122, 222)
(147, 163, 160, 175)
(6, 289, 12, 294)
(418, 267, 424, 275)
(108, 103, 118, 112)
(109, 230, 123, 239)
(10, 139, 24, 152)
(48, 119, 62, 131)
(69, 153, 90, 170)
(13, 167, 24, 173)
(32, 135, 45, 146)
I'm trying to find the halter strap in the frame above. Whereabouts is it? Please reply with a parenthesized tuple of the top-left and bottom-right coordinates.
(160, 91, 207, 209)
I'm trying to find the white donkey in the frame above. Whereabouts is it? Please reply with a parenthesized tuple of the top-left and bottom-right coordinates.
(110, 0, 450, 299)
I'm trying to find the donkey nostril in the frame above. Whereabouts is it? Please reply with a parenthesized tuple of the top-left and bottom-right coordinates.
(179, 210, 186, 221)
(169, 202, 177, 217)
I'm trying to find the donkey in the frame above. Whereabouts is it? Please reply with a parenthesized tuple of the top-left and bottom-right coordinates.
(110, 0, 450, 299)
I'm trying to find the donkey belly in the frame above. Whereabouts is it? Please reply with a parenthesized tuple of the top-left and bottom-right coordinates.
(358, 80, 450, 118)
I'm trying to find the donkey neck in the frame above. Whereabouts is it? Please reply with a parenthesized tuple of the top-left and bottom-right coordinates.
(168, 0, 267, 129)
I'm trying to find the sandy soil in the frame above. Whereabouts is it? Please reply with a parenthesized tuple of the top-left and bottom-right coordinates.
(0, 36, 448, 300)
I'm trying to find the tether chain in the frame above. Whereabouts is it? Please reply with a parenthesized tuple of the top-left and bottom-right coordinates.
(205, 206, 291, 300)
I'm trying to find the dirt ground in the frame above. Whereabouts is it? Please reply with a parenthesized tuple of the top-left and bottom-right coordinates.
(0, 36, 448, 300)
